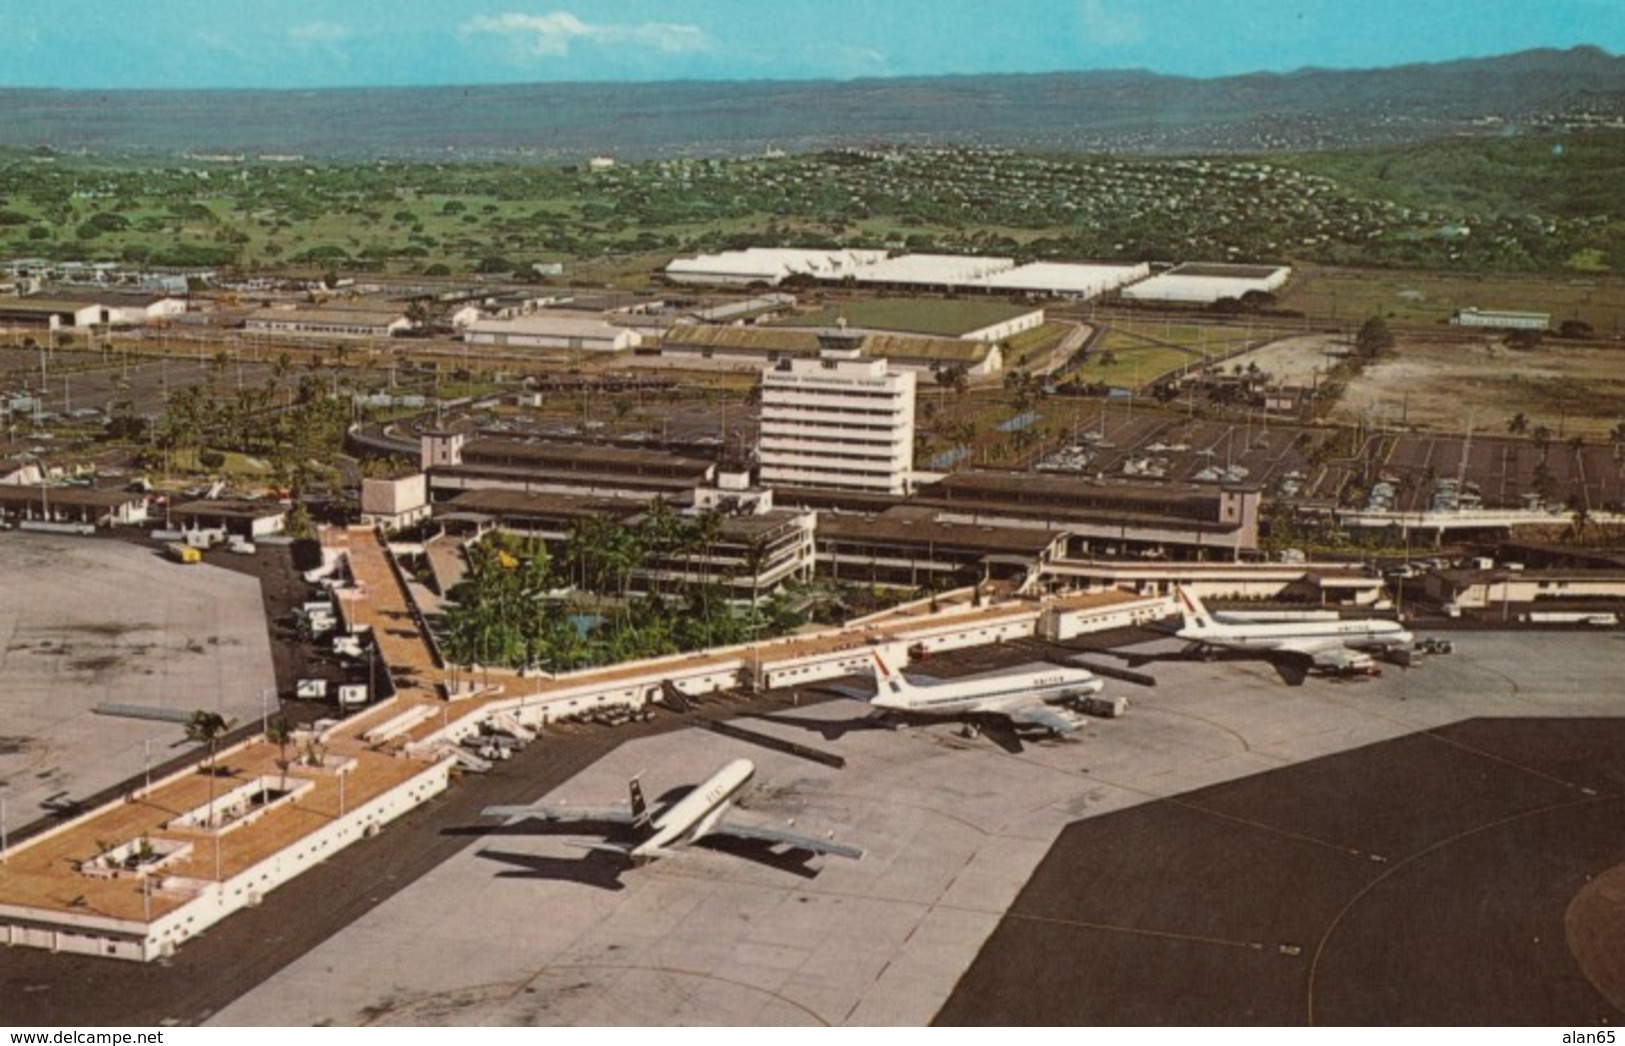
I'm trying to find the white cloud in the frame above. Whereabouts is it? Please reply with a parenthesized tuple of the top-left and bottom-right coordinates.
(286, 21, 352, 69)
(1079, 0, 1145, 46)
(195, 28, 251, 61)
(287, 21, 352, 46)
(829, 46, 890, 79)
(461, 11, 710, 58)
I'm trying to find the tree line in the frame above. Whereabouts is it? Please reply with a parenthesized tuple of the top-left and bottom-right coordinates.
(437, 509, 806, 676)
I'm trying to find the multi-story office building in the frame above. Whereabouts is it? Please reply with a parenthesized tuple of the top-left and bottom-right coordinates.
(757, 339, 916, 496)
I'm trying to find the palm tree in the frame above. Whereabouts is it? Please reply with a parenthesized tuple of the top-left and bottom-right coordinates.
(1532, 424, 1553, 466)
(265, 715, 294, 792)
(639, 499, 682, 594)
(185, 710, 236, 829)
(741, 535, 772, 636)
(1567, 497, 1592, 544)
(692, 510, 724, 589)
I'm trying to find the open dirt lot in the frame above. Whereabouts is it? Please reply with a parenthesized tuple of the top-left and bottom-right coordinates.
(1226, 333, 1625, 440)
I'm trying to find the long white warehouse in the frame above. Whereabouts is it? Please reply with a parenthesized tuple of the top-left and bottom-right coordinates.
(848, 253, 1016, 289)
(1120, 263, 1291, 305)
(973, 261, 1150, 298)
(665, 248, 887, 286)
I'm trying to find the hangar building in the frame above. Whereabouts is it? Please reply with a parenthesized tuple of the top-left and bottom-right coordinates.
(1120, 263, 1291, 305)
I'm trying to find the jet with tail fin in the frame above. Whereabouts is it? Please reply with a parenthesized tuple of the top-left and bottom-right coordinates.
(868, 651, 1104, 737)
(482, 758, 862, 865)
(1171, 584, 1412, 674)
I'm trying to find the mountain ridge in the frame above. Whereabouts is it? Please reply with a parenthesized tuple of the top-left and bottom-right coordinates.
(1, 46, 1619, 160)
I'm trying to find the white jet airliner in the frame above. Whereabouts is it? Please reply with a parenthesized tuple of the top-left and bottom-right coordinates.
(1172, 584, 1412, 674)
(868, 651, 1104, 737)
(482, 757, 862, 865)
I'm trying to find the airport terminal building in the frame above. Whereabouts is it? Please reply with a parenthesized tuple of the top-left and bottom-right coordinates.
(757, 345, 917, 497)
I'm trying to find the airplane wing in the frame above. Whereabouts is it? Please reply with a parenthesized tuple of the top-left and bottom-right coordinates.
(481, 803, 638, 827)
(563, 839, 638, 856)
(1265, 637, 1350, 668)
(817, 681, 877, 702)
(1006, 704, 1085, 735)
(708, 819, 864, 860)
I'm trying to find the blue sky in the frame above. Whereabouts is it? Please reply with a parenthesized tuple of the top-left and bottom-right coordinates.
(0, 1, 1617, 89)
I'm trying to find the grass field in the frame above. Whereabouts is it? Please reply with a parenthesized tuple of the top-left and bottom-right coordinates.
(171, 448, 272, 476)
(1283, 265, 1625, 336)
(1078, 343, 1197, 389)
(1001, 322, 1069, 370)
(1101, 320, 1259, 352)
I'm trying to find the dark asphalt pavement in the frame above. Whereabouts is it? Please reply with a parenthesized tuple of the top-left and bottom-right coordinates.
(938, 716, 1625, 1026)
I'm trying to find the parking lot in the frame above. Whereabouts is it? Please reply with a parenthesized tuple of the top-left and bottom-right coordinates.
(0, 533, 277, 826)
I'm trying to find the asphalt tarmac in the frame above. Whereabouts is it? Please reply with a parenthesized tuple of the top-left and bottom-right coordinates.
(6, 629, 1624, 1026)
(939, 716, 1625, 1025)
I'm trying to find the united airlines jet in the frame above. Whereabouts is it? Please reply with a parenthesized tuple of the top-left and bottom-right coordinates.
(1172, 584, 1412, 674)
(867, 651, 1104, 737)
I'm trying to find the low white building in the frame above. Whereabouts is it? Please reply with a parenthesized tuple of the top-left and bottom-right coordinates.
(0, 297, 107, 329)
(170, 499, 288, 539)
(660, 324, 1003, 378)
(954, 310, 1042, 344)
(1451, 308, 1551, 331)
(1121, 263, 1291, 305)
(245, 306, 410, 338)
(44, 290, 187, 326)
(463, 315, 642, 353)
(361, 473, 431, 532)
(0, 456, 43, 486)
(0, 486, 148, 527)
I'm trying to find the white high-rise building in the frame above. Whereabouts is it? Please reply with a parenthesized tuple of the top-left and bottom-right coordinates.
(757, 339, 916, 496)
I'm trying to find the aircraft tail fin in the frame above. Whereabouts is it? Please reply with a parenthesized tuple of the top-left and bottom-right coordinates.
(629, 775, 650, 832)
(1173, 585, 1216, 634)
(870, 651, 913, 707)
